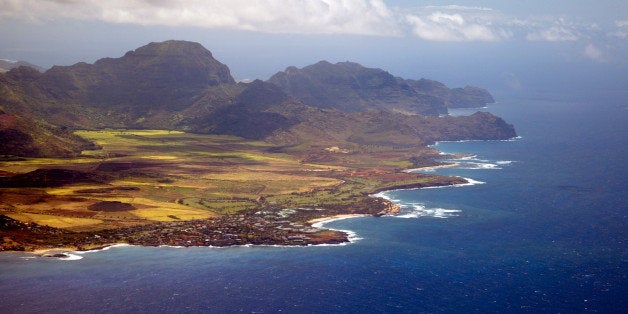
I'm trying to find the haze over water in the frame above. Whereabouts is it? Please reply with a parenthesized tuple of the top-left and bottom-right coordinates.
(1, 90, 625, 312)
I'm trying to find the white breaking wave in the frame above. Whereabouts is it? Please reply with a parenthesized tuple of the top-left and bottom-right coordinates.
(311, 217, 364, 243)
(432, 136, 521, 148)
(459, 177, 486, 186)
(422, 177, 485, 189)
(74, 243, 131, 255)
(496, 160, 514, 165)
(456, 162, 501, 170)
(371, 191, 399, 203)
(422, 152, 516, 171)
(455, 155, 478, 160)
(370, 177, 484, 219)
(396, 204, 462, 219)
(60, 253, 84, 260)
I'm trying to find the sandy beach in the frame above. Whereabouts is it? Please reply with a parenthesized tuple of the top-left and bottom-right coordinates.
(31, 243, 128, 256)
(308, 214, 370, 225)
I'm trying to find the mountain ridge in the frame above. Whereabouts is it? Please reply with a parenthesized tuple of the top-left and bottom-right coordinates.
(267, 61, 495, 114)
(0, 59, 45, 73)
(267, 60, 447, 115)
(0, 40, 514, 158)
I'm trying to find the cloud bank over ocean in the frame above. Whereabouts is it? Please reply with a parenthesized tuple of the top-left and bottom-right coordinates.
(1, 0, 625, 45)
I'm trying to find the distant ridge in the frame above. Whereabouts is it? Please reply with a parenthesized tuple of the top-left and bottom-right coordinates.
(267, 61, 447, 116)
(0, 59, 45, 73)
(401, 78, 495, 108)
(268, 61, 495, 114)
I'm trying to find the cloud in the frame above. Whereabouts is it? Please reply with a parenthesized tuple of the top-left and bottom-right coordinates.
(405, 6, 511, 42)
(526, 25, 579, 42)
(522, 16, 582, 42)
(611, 20, 628, 38)
(424, 5, 493, 12)
(1, 0, 623, 51)
(583, 43, 605, 62)
(500, 72, 523, 91)
(0, 0, 400, 36)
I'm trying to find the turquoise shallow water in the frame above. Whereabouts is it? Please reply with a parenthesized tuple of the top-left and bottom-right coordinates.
(1, 94, 626, 313)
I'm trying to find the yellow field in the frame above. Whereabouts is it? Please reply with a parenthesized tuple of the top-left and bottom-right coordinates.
(0, 130, 357, 230)
(6, 212, 103, 229)
(0, 129, 441, 231)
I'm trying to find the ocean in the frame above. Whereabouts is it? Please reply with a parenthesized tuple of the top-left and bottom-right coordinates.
(1, 93, 626, 313)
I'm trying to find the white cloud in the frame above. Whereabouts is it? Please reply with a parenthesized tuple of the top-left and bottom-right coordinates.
(405, 6, 510, 42)
(1, 0, 623, 51)
(522, 17, 584, 42)
(583, 43, 605, 62)
(424, 5, 493, 11)
(526, 26, 579, 41)
(611, 20, 628, 38)
(0, 0, 400, 36)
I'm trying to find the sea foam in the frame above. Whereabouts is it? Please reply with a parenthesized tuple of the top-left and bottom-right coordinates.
(395, 203, 462, 219)
(74, 243, 132, 255)
(456, 162, 501, 170)
(422, 177, 485, 189)
(58, 253, 84, 261)
(311, 217, 364, 244)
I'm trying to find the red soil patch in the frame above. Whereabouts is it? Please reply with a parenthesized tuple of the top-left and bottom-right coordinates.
(0, 114, 16, 128)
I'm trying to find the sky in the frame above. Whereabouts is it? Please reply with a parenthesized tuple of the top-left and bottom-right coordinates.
(0, 0, 626, 97)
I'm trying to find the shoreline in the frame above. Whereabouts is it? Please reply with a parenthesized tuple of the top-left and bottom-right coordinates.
(3, 175, 465, 256)
(309, 214, 370, 244)
(30, 243, 130, 258)
(9, 178, 466, 257)
(403, 162, 460, 173)
(308, 214, 370, 225)
(2, 153, 479, 255)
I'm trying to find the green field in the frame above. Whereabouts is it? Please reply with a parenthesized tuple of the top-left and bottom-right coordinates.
(0, 129, 458, 231)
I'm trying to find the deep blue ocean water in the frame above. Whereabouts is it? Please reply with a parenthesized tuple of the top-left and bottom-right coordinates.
(1, 94, 626, 313)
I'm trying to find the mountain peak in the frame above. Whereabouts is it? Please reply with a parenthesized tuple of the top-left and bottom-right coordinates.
(95, 40, 235, 86)
(124, 40, 215, 59)
(59, 40, 236, 111)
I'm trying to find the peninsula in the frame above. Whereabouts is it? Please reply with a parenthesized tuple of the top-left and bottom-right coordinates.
(0, 40, 516, 252)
